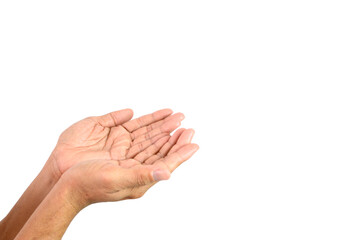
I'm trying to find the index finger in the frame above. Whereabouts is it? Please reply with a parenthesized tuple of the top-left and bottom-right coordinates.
(123, 109, 173, 132)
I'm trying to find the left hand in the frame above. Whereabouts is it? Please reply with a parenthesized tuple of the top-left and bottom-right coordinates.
(48, 108, 185, 178)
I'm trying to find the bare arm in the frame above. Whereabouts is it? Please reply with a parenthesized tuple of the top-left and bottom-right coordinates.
(14, 136, 198, 239)
(0, 108, 186, 239)
(0, 160, 60, 240)
(13, 176, 83, 240)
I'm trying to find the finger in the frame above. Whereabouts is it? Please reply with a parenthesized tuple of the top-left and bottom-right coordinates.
(145, 128, 194, 165)
(123, 109, 173, 132)
(96, 109, 134, 127)
(134, 136, 170, 163)
(168, 128, 195, 154)
(131, 112, 185, 140)
(132, 119, 181, 145)
(144, 128, 186, 165)
(126, 133, 169, 158)
(154, 143, 199, 173)
(117, 164, 170, 187)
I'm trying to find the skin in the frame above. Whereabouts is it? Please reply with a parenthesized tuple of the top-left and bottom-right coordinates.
(0, 108, 196, 240)
(15, 139, 198, 239)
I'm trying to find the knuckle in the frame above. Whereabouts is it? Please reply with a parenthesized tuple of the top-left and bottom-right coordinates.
(109, 112, 118, 125)
(157, 151, 164, 158)
(136, 174, 147, 186)
(137, 142, 144, 151)
(130, 132, 135, 140)
(145, 132, 151, 140)
(136, 118, 145, 127)
(146, 125, 153, 132)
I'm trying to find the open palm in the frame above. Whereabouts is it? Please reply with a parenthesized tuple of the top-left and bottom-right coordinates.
(64, 128, 198, 204)
(50, 108, 184, 176)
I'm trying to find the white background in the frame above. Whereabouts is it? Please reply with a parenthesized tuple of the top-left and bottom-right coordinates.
(0, 1, 359, 239)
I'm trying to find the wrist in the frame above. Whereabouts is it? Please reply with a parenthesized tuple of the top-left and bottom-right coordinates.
(0, 156, 63, 240)
(13, 173, 86, 240)
(58, 173, 90, 212)
(46, 150, 63, 180)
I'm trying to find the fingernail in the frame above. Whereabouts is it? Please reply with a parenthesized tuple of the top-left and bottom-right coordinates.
(163, 108, 173, 115)
(153, 170, 170, 181)
(185, 129, 195, 142)
(185, 144, 199, 158)
(179, 113, 185, 120)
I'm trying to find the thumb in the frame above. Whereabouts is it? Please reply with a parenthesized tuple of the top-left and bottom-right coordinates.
(97, 108, 134, 127)
(118, 165, 171, 187)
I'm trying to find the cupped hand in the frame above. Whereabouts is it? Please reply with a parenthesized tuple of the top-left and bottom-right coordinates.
(62, 129, 198, 206)
(49, 108, 185, 178)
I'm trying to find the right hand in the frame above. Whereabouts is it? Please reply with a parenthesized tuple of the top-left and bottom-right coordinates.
(61, 129, 198, 208)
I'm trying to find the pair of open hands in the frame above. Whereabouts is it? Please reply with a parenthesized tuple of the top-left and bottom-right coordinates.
(47, 108, 198, 208)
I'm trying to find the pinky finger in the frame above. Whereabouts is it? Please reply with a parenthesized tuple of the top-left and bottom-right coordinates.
(154, 143, 199, 173)
(144, 128, 185, 165)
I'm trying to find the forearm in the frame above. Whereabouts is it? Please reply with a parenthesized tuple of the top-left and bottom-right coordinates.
(0, 158, 60, 240)
(14, 176, 84, 240)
